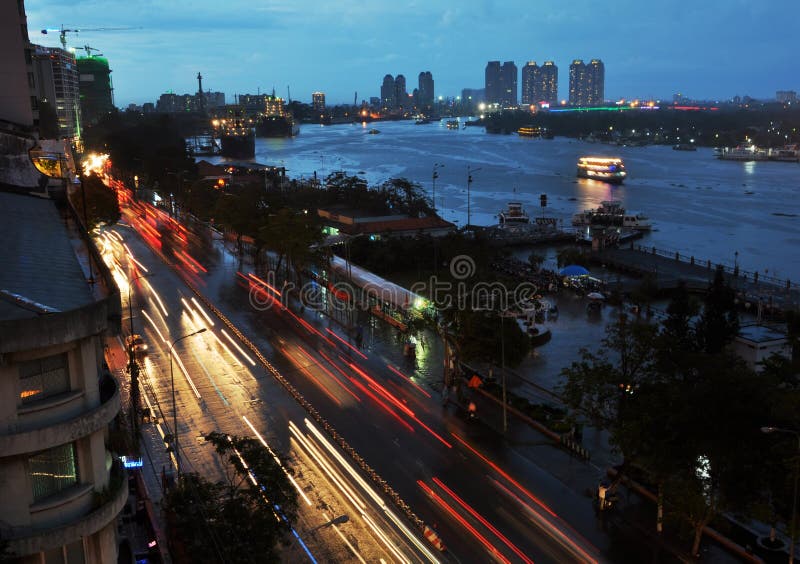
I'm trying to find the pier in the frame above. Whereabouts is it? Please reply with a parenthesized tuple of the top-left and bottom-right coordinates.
(585, 244, 800, 311)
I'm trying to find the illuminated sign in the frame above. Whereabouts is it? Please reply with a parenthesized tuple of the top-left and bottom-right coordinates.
(120, 456, 144, 468)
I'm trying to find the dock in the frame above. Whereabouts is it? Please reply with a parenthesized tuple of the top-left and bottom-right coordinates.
(477, 220, 574, 247)
(586, 244, 799, 311)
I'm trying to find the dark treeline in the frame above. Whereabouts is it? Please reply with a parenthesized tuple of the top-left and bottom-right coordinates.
(486, 106, 800, 147)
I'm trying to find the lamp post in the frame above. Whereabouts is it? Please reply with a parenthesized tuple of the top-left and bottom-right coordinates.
(432, 163, 444, 216)
(169, 328, 207, 475)
(762, 426, 800, 564)
(466, 165, 481, 229)
(128, 272, 151, 448)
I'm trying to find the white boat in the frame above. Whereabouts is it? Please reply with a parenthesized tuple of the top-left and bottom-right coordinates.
(769, 144, 800, 162)
(717, 144, 769, 161)
(498, 202, 530, 226)
(576, 156, 627, 184)
(572, 200, 652, 231)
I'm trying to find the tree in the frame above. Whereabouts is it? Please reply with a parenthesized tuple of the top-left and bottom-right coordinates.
(37, 100, 60, 139)
(70, 172, 120, 229)
(455, 310, 530, 368)
(163, 432, 298, 564)
(695, 266, 739, 354)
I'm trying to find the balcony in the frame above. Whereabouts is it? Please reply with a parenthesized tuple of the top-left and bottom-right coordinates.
(0, 377, 120, 457)
(2, 462, 127, 557)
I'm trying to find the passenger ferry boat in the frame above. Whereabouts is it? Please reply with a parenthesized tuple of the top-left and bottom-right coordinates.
(498, 202, 530, 226)
(576, 157, 627, 184)
(572, 200, 652, 231)
(717, 144, 768, 161)
(517, 126, 541, 137)
(215, 113, 255, 159)
(446, 120, 460, 130)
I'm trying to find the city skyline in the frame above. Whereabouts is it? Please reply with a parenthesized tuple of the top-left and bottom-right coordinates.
(24, 0, 799, 107)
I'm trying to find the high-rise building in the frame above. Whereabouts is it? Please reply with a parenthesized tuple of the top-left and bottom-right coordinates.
(380, 74, 395, 108)
(568, 59, 587, 106)
(33, 46, 80, 138)
(394, 74, 407, 108)
(312, 91, 326, 111)
(569, 59, 604, 106)
(540, 61, 558, 105)
(485, 61, 517, 107)
(77, 55, 113, 125)
(485, 61, 501, 105)
(587, 59, 605, 105)
(0, 189, 125, 564)
(500, 61, 518, 107)
(521, 61, 538, 106)
(777, 90, 797, 104)
(0, 0, 36, 127)
(418, 71, 434, 109)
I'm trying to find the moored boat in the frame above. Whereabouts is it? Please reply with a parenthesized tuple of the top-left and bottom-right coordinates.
(769, 144, 800, 162)
(572, 200, 652, 230)
(672, 143, 697, 151)
(498, 202, 530, 226)
(446, 120, 459, 130)
(517, 126, 541, 137)
(576, 156, 627, 184)
(717, 144, 768, 161)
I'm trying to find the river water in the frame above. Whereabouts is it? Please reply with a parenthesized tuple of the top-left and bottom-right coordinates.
(207, 120, 800, 282)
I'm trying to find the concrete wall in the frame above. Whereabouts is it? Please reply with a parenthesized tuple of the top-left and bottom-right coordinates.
(0, 131, 41, 188)
(0, 2, 34, 127)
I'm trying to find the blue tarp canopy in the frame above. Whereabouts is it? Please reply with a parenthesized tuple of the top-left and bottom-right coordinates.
(559, 264, 590, 276)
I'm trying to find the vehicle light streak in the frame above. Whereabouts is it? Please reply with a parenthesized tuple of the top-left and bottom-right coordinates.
(450, 432, 557, 518)
(339, 369, 415, 432)
(247, 272, 281, 297)
(298, 348, 360, 403)
(387, 365, 431, 398)
(326, 328, 367, 359)
(170, 348, 202, 400)
(289, 422, 412, 564)
(347, 361, 451, 448)
(145, 283, 169, 317)
(301, 419, 440, 563)
(186, 342, 229, 406)
(141, 310, 167, 344)
(241, 416, 312, 507)
(220, 329, 256, 366)
(489, 478, 599, 564)
(280, 346, 342, 406)
(432, 477, 533, 564)
(122, 243, 149, 272)
(177, 250, 208, 273)
(190, 297, 215, 326)
(417, 480, 510, 564)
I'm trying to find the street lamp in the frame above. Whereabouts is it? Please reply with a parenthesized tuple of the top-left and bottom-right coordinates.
(466, 165, 481, 229)
(128, 272, 151, 447)
(169, 328, 207, 475)
(432, 163, 444, 216)
(762, 426, 800, 564)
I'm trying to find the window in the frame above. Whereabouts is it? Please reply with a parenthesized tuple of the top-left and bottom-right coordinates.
(29, 443, 78, 502)
(19, 353, 69, 404)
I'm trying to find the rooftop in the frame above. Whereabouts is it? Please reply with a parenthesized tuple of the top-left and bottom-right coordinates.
(737, 323, 787, 343)
(0, 191, 95, 320)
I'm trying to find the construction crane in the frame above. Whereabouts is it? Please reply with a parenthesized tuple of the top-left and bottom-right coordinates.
(80, 45, 103, 58)
(41, 25, 140, 50)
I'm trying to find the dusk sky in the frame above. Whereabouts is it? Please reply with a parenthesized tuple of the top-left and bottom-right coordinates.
(25, 0, 798, 108)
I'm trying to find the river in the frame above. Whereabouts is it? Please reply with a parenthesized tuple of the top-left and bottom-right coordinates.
(206, 119, 800, 282)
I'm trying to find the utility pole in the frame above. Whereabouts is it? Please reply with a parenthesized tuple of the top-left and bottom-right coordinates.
(169, 328, 207, 476)
(466, 165, 481, 229)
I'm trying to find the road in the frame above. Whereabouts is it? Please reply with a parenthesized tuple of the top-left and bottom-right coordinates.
(101, 186, 664, 563)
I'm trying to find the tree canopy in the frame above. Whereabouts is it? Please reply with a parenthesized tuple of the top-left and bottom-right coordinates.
(163, 432, 298, 564)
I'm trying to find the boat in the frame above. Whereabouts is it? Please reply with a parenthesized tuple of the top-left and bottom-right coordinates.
(717, 144, 769, 161)
(514, 311, 552, 347)
(254, 94, 299, 137)
(572, 200, 652, 230)
(446, 120, 459, 130)
(498, 202, 530, 226)
(367, 128, 380, 135)
(415, 117, 431, 125)
(216, 114, 255, 159)
(255, 115, 299, 137)
(673, 143, 697, 151)
(576, 157, 627, 184)
(769, 144, 800, 162)
(517, 126, 541, 137)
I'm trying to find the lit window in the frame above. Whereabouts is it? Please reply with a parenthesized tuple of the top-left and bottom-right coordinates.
(29, 443, 78, 501)
(19, 353, 69, 404)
